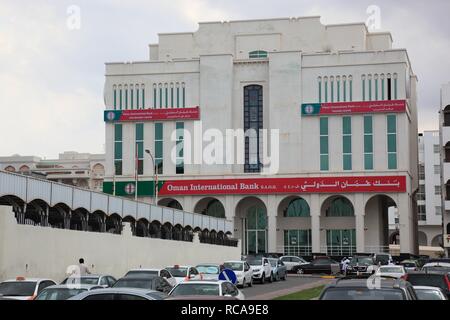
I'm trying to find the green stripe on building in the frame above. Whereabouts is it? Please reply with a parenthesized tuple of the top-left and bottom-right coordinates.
(103, 180, 164, 197)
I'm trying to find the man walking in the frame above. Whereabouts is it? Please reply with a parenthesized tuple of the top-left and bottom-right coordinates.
(78, 258, 91, 276)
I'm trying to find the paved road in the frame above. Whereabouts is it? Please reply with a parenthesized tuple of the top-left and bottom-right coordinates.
(240, 274, 333, 300)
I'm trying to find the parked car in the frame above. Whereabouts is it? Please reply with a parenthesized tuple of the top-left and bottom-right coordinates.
(34, 284, 102, 300)
(0, 277, 56, 300)
(195, 264, 222, 281)
(319, 277, 418, 300)
(123, 268, 176, 286)
(165, 265, 202, 284)
(345, 256, 378, 277)
(169, 280, 245, 300)
(166, 295, 239, 300)
(61, 274, 117, 288)
(279, 256, 309, 272)
(112, 276, 173, 294)
(413, 286, 448, 300)
(375, 265, 406, 279)
(399, 260, 420, 272)
(421, 262, 450, 274)
(292, 256, 340, 275)
(372, 253, 394, 266)
(403, 272, 450, 298)
(68, 288, 167, 300)
(268, 258, 287, 281)
(222, 261, 253, 288)
(246, 257, 273, 284)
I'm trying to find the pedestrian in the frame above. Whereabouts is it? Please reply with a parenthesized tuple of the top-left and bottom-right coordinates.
(78, 258, 91, 276)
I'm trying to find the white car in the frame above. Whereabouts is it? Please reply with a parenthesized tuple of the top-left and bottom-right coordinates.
(195, 264, 222, 281)
(246, 257, 272, 284)
(165, 265, 202, 284)
(124, 268, 177, 287)
(375, 265, 406, 278)
(0, 277, 56, 300)
(413, 286, 448, 300)
(279, 255, 309, 272)
(223, 261, 253, 288)
(169, 280, 245, 300)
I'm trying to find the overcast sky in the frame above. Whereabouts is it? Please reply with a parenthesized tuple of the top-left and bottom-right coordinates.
(1, 0, 449, 159)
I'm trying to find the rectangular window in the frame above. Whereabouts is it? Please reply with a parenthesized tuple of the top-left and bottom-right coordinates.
(114, 124, 123, 175)
(436, 206, 442, 215)
(331, 79, 334, 103)
(318, 78, 322, 103)
(433, 144, 440, 153)
(182, 84, 186, 108)
(368, 78, 372, 101)
(130, 88, 134, 110)
(324, 79, 328, 103)
(142, 87, 145, 108)
(176, 122, 184, 174)
(364, 116, 373, 170)
(387, 77, 392, 100)
(362, 78, 366, 101)
(170, 86, 174, 108)
(165, 85, 168, 108)
(417, 205, 426, 221)
(349, 79, 353, 101)
(375, 77, 379, 100)
(154, 123, 163, 174)
(417, 184, 425, 200)
(387, 115, 397, 169)
(113, 88, 117, 110)
(343, 116, 352, 170)
(320, 117, 329, 171)
(381, 78, 385, 100)
(125, 89, 128, 110)
(153, 86, 157, 108)
(343, 79, 347, 102)
(337, 78, 340, 102)
(394, 77, 398, 99)
(419, 164, 425, 180)
(159, 86, 162, 108)
(177, 85, 180, 108)
(136, 87, 140, 109)
(283, 230, 312, 256)
(434, 165, 440, 174)
(135, 123, 144, 175)
(119, 89, 123, 110)
(435, 186, 441, 195)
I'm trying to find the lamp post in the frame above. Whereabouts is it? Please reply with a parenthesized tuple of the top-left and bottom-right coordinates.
(145, 149, 158, 205)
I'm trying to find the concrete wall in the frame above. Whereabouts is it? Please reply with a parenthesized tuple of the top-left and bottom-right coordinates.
(0, 206, 241, 282)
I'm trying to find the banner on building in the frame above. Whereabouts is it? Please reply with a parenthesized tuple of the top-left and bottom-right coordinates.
(301, 100, 406, 116)
(104, 106, 200, 122)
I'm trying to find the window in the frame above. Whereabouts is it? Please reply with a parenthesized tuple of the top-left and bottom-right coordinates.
(159, 83, 163, 108)
(393, 73, 398, 100)
(170, 83, 174, 108)
(419, 164, 425, 180)
(387, 74, 392, 100)
(124, 85, 128, 110)
(417, 184, 425, 200)
(434, 165, 440, 174)
(434, 144, 440, 153)
(374, 74, 379, 100)
(182, 82, 186, 108)
(362, 75, 366, 101)
(284, 230, 312, 256)
(330, 76, 334, 103)
(343, 76, 347, 102)
(387, 115, 397, 169)
(342, 116, 352, 170)
(113, 86, 117, 110)
(364, 116, 373, 170)
(326, 197, 354, 217)
(417, 205, 426, 221)
(434, 186, 441, 195)
(119, 86, 123, 110)
(324, 77, 328, 103)
(176, 83, 180, 108)
(155, 123, 163, 174)
(349, 76, 353, 101)
(320, 117, 329, 171)
(130, 85, 134, 109)
(135, 123, 144, 175)
(176, 122, 184, 174)
(153, 84, 157, 108)
(336, 76, 341, 102)
(318, 77, 322, 103)
(285, 198, 310, 217)
(141, 84, 145, 108)
(368, 74, 372, 101)
(114, 124, 123, 175)
(436, 206, 442, 216)
(244, 85, 263, 173)
(135, 84, 140, 109)
(165, 83, 168, 108)
(249, 50, 268, 58)
(381, 74, 385, 100)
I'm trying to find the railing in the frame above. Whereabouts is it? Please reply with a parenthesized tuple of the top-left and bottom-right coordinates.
(277, 245, 312, 256)
(320, 245, 357, 256)
(364, 245, 390, 253)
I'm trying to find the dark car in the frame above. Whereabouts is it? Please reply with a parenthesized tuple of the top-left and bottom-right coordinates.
(403, 272, 450, 298)
(345, 256, 378, 277)
(319, 277, 418, 300)
(112, 276, 173, 294)
(292, 256, 340, 275)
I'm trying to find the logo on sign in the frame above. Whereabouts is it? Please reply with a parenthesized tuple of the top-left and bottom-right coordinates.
(304, 105, 315, 114)
(124, 183, 135, 195)
(106, 111, 116, 121)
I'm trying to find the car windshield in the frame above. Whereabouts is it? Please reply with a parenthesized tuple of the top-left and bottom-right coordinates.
(407, 274, 447, 290)
(62, 277, 99, 285)
(350, 257, 373, 265)
(321, 288, 405, 300)
(375, 255, 390, 264)
(247, 259, 262, 266)
(379, 267, 403, 273)
(401, 263, 416, 268)
(35, 288, 87, 300)
(269, 260, 277, 267)
(196, 266, 220, 274)
(170, 283, 220, 296)
(423, 266, 450, 273)
(166, 268, 188, 277)
(223, 262, 243, 271)
(125, 271, 158, 278)
(415, 289, 445, 300)
(0, 282, 36, 296)
(113, 278, 154, 289)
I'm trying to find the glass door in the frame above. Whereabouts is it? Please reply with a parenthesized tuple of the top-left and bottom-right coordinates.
(245, 206, 267, 254)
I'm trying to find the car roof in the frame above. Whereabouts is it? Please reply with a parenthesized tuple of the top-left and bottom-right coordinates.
(3, 278, 54, 283)
(329, 277, 409, 289)
(423, 262, 450, 267)
(166, 265, 192, 268)
(175, 280, 229, 285)
(413, 285, 445, 291)
(74, 287, 159, 294)
(166, 295, 238, 300)
(196, 264, 220, 266)
(127, 268, 161, 272)
(42, 284, 101, 290)
(223, 260, 245, 263)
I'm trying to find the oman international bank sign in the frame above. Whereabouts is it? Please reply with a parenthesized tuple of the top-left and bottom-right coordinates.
(301, 100, 407, 116)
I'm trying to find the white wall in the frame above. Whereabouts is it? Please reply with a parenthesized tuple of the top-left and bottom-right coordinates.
(0, 206, 241, 283)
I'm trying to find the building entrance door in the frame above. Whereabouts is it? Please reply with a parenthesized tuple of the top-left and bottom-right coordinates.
(245, 205, 267, 255)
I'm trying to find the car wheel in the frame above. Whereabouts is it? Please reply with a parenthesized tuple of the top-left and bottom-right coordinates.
(260, 273, 265, 284)
(275, 272, 280, 281)
(268, 272, 273, 283)
(297, 268, 304, 275)
(248, 278, 253, 287)
(282, 273, 287, 281)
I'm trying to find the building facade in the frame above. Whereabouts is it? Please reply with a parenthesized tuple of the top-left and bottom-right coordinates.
(0, 151, 105, 191)
(103, 17, 419, 256)
(439, 82, 450, 256)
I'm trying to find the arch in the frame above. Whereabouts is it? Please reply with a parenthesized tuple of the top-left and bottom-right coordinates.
(194, 197, 225, 218)
(278, 196, 310, 217)
(122, 215, 136, 235)
(88, 210, 105, 232)
(418, 231, 428, 246)
(158, 198, 183, 210)
(447, 223, 450, 235)
(365, 194, 398, 249)
(217, 231, 225, 245)
(431, 234, 443, 247)
(71, 208, 88, 231)
(19, 165, 30, 173)
(443, 105, 450, 126)
(210, 230, 218, 245)
(201, 228, 210, 244)
(161, 222, 173, 240)
(249, 50, 268, 58)
(25, 199, 49, 226)
(149, 220, 161, 238)
(48, 203, 69, 229)
(445, 180, 450, 200)
(106, 213, 122, 234)
(444, 142, 450, 162)
(0, 194, 26, 209)
(172, 224, 183, 241)
(183, 225, 193, 242)
(136, 218, 149, 237)
(321, 195, 354, 217)
(4, 166, 15, 172)
(92, 163, 105, 175)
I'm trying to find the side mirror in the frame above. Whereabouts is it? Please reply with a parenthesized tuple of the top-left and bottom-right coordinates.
(189, 274, 196, 279)
(264, 263, 269, 266)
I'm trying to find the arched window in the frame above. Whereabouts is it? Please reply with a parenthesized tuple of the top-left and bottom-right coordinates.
(326, 197, 354, 217)
(4, 166, 15, 172)
(206, 199, 225, 218)
(249, 50, 268, 59)
(285, 198, 310, 217)
(244, 85, 263, 172)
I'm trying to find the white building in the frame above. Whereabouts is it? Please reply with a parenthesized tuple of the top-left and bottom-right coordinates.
(439, 82, 450, 256)
(0, 152, 105, 191)
(102, 17, 419, 256)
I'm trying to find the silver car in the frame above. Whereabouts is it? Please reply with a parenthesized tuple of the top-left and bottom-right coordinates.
(68, 287, 167, 300)
(34, 284, 102, 300)
(195, 264, 222, 281)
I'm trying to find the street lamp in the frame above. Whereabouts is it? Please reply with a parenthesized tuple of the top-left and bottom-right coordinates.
(145, 149, 158, 205)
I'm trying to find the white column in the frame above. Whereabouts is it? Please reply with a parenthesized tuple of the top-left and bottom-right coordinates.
(398, 194, 413, 254)
(310, 194, 321, 253)
(354, 194, 365, 253)
(267, 196, 277, 253)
